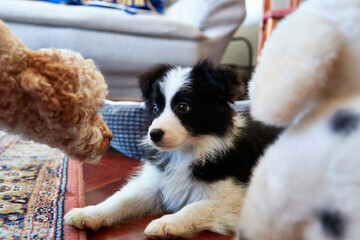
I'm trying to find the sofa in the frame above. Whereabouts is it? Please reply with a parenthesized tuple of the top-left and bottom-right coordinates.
(0, 0, 246, 99)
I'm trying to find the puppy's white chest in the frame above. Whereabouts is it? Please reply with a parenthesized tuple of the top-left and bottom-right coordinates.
(158, 153, 209, 212)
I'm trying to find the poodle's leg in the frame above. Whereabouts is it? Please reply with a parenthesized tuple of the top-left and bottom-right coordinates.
(145, 180, 244, 238)
(65, 163, 161, 231)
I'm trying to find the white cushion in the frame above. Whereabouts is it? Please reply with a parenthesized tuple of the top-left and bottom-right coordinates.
(0, 0, 205, 40)
(165, 0, 246, 38)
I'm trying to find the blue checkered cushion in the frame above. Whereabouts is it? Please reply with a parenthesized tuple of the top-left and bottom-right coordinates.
(99, 100, 250, 160)
(99, 101, 148, 160)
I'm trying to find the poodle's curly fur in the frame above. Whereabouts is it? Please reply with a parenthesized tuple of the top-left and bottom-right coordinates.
(0, 19, 112, 162)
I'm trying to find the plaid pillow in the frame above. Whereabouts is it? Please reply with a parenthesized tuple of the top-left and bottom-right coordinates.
(99, 100, 148, 160)
(100, 100, 250, 160)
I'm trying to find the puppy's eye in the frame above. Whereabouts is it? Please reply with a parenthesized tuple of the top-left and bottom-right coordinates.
(177, 102, 191, 113)
(153, 104, 159, 114)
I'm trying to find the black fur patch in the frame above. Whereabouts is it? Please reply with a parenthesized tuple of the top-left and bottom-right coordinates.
(192, 113, 282, 183)
(189, 60, 240, 102)
(319, 210, 345, 239)
(139, 64, 173, 123)
(170, 60, 240, 137)
(170, 87, 234, 137)
(331, 110, 359, 135)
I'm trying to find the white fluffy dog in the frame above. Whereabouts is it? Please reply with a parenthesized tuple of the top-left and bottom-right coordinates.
(237, 0, 360, 240)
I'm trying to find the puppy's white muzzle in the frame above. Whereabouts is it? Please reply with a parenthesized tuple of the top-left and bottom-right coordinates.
(148, 111, 188, 151)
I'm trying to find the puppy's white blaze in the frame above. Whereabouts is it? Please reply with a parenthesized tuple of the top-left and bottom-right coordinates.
(147, 67, 191, 151)
(162, 67, 191, 106)
(148, 108, 188, 150)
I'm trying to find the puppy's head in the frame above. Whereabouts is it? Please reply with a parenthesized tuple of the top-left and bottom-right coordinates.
(140, 60, 240, 151)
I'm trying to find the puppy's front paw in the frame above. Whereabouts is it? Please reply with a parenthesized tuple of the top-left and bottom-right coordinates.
(144, 214, 193, 239)
(64, 206, 106, 231)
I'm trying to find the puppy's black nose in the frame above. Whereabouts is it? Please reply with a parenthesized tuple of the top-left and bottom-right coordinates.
(150, 129, 164, 143)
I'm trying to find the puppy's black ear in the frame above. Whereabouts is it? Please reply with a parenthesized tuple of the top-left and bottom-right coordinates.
(190, 59, 240, 102)
(139, 64, 173, 101)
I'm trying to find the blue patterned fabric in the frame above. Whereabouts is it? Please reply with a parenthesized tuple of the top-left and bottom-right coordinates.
(100, 100, 250, 160)
(99, 101, 148, 160)
(0, 131, 68, 239)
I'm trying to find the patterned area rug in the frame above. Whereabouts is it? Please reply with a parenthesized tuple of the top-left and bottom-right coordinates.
(0, 131, 85, 240)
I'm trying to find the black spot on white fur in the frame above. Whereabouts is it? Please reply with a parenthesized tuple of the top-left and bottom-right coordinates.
(319, 210, 345, 239)
(331, 110, 359, 135)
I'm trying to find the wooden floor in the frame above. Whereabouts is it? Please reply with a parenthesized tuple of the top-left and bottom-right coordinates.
(83, 151, 234, 240)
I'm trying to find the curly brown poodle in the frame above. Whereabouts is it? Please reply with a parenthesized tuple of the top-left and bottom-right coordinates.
(0, 19, 113, 162)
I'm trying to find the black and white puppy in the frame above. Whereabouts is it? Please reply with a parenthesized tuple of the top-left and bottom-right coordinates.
(65, 60, 281, 238)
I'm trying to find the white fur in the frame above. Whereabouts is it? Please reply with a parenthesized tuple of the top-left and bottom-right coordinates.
(239, 97, 360, 240)
(238, 0, 360, 239)
(148, 109, 188, 150)
(249, 0, 360, 126)
(162, 66, 191, 105)
(156, 151, 210, 212)
(189, 116, 245, 162)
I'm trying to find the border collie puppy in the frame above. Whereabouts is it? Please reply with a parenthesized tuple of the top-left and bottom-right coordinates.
(65, 60, 281, 238)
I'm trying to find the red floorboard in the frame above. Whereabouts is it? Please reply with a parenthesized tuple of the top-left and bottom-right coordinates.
(83, 151, 234, 240)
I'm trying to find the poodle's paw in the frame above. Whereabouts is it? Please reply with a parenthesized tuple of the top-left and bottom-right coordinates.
(144, 214, 194, 239)
(64, 206, 106, 231)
